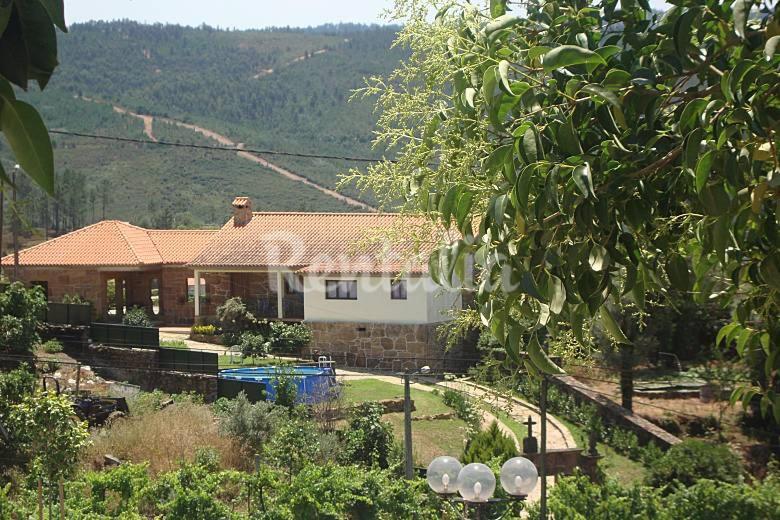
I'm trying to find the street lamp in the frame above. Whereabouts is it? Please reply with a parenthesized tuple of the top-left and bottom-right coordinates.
(426, 455, 539, 518)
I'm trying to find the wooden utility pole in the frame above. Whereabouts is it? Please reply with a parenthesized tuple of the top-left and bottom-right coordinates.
(12, 165, 19, 280)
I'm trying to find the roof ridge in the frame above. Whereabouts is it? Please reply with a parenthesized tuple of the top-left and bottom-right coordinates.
(0, 220, 118, 263)
(114, 222, 144, 264)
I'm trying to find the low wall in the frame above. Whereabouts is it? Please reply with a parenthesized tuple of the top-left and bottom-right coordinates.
(71, 344, 218, 401)
(305, 321, 478, 372)
(552, 375, 681, 449)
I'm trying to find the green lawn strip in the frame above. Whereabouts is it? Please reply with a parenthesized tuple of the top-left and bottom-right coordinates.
(476, 402, 528, 443)
(341, 379, 452, 416)
(217, 355, 297, 369)
(159, 339, 188, 350)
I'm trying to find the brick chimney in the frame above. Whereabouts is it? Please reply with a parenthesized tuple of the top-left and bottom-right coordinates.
(232, 196, 252, 227)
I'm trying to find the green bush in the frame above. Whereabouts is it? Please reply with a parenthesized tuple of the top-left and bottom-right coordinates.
(340, 402, 395, 469)
(216, 393, 284, 452)
(272, 368, 299, 409)
(267, 321, 312, 353)
(646, 439, 743, 489)
(462, 421, 518, 465)
(442, 388, 481, 433)
(237, 331, 268, 358)
(122, 306, 152, 327)
(216, 297, 256, 346)
(191, 324, 217, 336)
(61, 294, 88, 304)
(0, 282, 46, 353)
(38, 339, 64, 354)
(0, 364, 37, 427)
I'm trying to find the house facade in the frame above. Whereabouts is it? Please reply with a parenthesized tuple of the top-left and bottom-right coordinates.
(2, 198, 473, 367)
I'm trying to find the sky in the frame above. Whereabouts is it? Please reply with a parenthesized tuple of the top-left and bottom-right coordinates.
(65, 0, 394, 30)
(65, 0, 670, 30)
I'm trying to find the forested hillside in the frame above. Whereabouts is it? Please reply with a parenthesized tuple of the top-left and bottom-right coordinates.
(0, 22, 403, 249)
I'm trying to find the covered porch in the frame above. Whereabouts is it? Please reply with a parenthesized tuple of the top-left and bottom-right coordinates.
(193, 269, 304, 322)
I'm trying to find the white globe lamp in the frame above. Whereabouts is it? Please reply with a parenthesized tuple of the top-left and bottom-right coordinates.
(457, 463, 496, 503)
(426, 456, 462, 495)
(499, 457, 539, 497)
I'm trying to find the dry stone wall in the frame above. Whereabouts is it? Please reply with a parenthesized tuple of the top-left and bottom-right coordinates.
(305, 321, 478, 372)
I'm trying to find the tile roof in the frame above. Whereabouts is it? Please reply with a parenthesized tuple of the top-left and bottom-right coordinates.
(1, 221, 217, 268)
(189, 212, 435, 274)
(148, 230, 219, 264)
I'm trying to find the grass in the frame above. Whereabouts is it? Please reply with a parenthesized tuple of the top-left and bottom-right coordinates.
(160, 339, 188, 350)
(218, 355, 297, 369)
(341, 379, 452, 417)
(341, 378, 468, 465)
(82, 401, 248, 475)
(479, 404, 528, 442)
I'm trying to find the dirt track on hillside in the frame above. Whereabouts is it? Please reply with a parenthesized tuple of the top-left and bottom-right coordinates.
(84, 97, 376, 212)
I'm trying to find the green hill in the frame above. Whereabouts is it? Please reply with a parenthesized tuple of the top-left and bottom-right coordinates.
(0, 21, 403, 242)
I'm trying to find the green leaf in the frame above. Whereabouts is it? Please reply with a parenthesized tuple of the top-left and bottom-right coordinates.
(0, 97, 54, 194)
(666, 253, 691, 291)
(16, 0, 59, 88)
(673, 7, 699, 58)
(527, 333, 565, 374)
(527, 46, 551, 63)
(39, 0, 67, 32)
(498, 60, 513, 95)
(679, 98, 708, 134)
(733, 0, 752, 40)
(717, 322, 740, 347)
(557, 116, 582, 157)
(549, 274, 566, 314)
(520, 126, 539, 164)
(572, 163, 596, 199)
(759, 254, 780, 291)
(603, 68, 631, 88)
(765, 35, 780, 61)
(599, 306, 630, 344)
(456, 191, 475, 235)
(428, 249, 443, 286)
(521, 271, 545, 301)
(588, 244, 610, 271)
(489, 0, 507, 18)
(542, 45, 606, 72)
(439, 185, 463, 227)
(0, 4, 11, 35)
(481, 66, 499, 106)
(699, 182, 731, 216)
(683, 127, 704, 171)
(464, 87, 476, 108)
(695, 150, 715, 193)
(485, 14, 522, 35)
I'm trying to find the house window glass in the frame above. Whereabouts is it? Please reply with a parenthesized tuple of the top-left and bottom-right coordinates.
(187, 277, 206, 302)
(390, 280, 407, 300)
(325, 280, 357, 300)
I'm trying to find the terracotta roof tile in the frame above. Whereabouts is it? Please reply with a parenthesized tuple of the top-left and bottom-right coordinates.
(148, 230, 219, 264)
(1, 221, 216, 268)
(189, 212, 435, 274)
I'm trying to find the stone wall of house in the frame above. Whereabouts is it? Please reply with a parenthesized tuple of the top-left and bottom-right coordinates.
(10, 267, 107, 320)
(160, 267, 231, 325)
(304, 321, 478, 372)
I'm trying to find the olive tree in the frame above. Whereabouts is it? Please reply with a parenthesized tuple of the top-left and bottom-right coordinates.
(350, 0, 780, 419)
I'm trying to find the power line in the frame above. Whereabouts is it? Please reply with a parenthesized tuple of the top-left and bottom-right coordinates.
(48, 129, 397, 164)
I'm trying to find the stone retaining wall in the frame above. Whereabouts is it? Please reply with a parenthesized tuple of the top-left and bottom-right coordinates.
(305, 321, 478, 372)
(71, 344, 218, 400)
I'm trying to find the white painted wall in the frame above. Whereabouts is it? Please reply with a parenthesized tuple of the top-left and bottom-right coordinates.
(302, 274, 460, 324)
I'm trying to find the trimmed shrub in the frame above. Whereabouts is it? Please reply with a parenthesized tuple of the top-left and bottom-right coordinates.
(122, 306, 152, 327)
(237, 331, 268, 358)
(340, 402, 394, 469)
(646, 439, 743, 489)
(267, 321, 312, 353)
(462, 421, 518, 464)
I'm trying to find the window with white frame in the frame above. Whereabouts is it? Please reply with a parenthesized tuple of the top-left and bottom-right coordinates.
(390, 279, 407, 300)
(325, 280, 357, 300)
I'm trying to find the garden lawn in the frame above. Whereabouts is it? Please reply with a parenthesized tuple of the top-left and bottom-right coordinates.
(341, 379, 452, 416)
(341, 378, 468, 465)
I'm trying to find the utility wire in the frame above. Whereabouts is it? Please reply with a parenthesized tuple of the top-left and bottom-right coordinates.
(48, 129, 397, 164)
